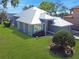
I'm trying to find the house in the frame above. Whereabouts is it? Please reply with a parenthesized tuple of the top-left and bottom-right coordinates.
(16, 7, 72, 36)
(7, 13, 19, 26)
(64, 6, 79, 31)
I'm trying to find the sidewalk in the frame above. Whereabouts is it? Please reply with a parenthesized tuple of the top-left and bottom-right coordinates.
(74, 35, 79, 39)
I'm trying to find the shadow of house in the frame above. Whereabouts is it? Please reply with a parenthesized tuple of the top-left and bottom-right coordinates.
(49, 46, 73, 58)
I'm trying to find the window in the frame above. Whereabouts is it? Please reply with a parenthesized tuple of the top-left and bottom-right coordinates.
(34, 25, 42, 32)
(19, 22, 23, 31)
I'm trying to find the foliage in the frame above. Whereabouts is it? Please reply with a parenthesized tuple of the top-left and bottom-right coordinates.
(69, 8, 74, 14)
(3, 20, 11, 27)
(49, 30, 76, 57)
(0, 10, 8, 24)
(1, 0, 19, 8)
(51, 0, 68, 16)
(50, 1, 62, 15)
(4, 20, 10, 23)
(23, 5, 34, 10)
(53, 30, 76, 47)
(0, 11, 7, 20)
(39, 2, 55, 12)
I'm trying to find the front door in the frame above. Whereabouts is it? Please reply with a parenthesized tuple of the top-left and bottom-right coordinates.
(47, 20, 54, 31)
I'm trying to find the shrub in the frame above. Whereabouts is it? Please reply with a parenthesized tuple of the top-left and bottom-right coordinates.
(49, 30, 76, 57)
(53, 30, 75, 47)
(3, 20, 11, 27)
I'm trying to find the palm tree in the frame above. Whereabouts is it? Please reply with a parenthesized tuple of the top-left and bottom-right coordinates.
(1, 0, 19, 8)
(0, 0, 19, 24)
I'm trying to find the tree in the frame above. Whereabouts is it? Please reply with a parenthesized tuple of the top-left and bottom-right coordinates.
(39, 2, 55, 12)
(3, 20, 11, 27)
(0, 10, 8, 24)
(51, 0, 68, 16)
(53, 30, 75, 47)
(51, 0, 63, 16)
(58, 6, 68, 18)
(23, 5, 34, 10)
(59, 6, 67, 13)
(49, 30, 76, 57)
(0, 0, 19, 24)
(69, 8, 74, 14)
(1, 0, 19, 8)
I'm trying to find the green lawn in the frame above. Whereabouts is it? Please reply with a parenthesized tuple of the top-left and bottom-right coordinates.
(0, 25, 79, 59)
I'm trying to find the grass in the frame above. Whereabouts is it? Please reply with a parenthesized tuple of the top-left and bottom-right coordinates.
(0, 25, 79, 59)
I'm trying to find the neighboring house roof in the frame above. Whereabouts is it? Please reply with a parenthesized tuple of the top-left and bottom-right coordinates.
(53, 17, 73, 27)
(73, 6, 79, 9)
(64, 14, 73, 20)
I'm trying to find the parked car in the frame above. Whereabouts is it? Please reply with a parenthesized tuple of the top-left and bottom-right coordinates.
(33, 31, 45, 37)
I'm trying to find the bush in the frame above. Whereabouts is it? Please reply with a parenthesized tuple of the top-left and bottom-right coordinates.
(49, 30, 76, 57)
(53, 30, 75, 47)
(3, 20, 11, 27)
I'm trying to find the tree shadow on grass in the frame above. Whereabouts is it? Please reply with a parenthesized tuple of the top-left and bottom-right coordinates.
(10, 27, 32, 40)
(49, 51, 69, 59)
(49, 46, 73, 59)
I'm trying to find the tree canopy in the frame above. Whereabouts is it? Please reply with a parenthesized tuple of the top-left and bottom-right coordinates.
(0, 0, 19, 8)
(53, 30, 75, 47)
(39, 2, 55, 12)
(23, 5, 34, 10)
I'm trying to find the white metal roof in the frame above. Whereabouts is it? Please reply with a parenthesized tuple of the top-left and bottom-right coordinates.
(16, 7, 73, 26)
(53, 17, 73, 27)
(16, 7, 46, 24)
(40, 13, 54, 20)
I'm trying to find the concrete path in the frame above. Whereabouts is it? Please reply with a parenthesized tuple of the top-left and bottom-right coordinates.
(74, 35, 79, 39)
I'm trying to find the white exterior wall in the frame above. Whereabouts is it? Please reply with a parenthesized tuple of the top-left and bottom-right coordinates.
(17, 22, 20, 29)
(62, 26, 71, 31)
(23, 23, 26, 33)
(28, 25, 33, 36)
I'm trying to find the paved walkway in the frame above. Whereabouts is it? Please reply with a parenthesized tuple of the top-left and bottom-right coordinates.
(74, 35, 79, 39)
